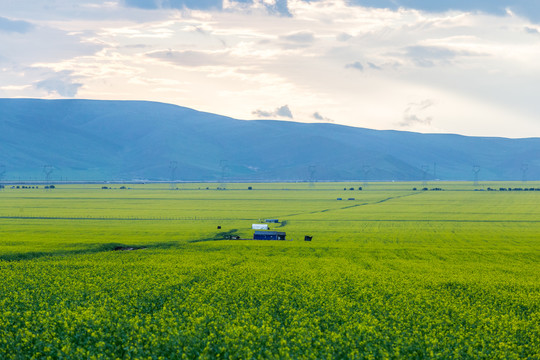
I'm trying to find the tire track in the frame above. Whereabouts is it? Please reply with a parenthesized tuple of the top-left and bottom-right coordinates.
(284, 192, 422, 217)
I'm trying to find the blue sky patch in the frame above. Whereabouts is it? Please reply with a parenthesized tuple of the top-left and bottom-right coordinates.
(124, 0, 223, 10)
(0, 16, 34, 33)
(348, 0, 540, 22)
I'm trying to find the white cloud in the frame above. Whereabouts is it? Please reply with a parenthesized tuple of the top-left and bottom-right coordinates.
(146, 49, 232, 67)
(34, 70, 83, 97)
(0, 84, 32, 91)
(345, 61, 363, 71)
(253, 105, 293, 118)
(280, 30, 315, 43)
(401, 45, 485, 67)
(399, 99, 434, 127)
(312, 111, 334, 123)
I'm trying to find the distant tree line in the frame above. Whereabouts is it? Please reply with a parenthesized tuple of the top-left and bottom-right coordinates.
(491, 187, 540, 191)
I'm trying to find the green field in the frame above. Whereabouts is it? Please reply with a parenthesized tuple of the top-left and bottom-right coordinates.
(0, 182, 539, 359)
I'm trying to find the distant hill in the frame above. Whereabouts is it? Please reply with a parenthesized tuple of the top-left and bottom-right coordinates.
(0, 98, 539, 181)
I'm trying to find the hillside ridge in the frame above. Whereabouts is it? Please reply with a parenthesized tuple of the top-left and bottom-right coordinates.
(0, 98, 538, 181)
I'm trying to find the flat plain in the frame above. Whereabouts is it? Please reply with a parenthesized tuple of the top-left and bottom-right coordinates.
(0, 182, 539, 359)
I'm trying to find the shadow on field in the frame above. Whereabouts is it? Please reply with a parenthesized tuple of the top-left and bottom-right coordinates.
(188, 229, 240, 243)
(0, 241, 182, 262)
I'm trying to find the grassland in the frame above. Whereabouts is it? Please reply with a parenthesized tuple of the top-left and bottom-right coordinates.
(0, 182, 539, 359)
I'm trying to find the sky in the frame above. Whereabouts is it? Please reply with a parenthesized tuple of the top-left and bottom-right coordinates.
(1, 0, 540, 138)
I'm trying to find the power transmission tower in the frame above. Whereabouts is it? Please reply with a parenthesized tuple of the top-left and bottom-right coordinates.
(169, 161, 178, 190)
(421, 164, 429, 187)
(219, 160, 228, 190)
(521, 163, 528, 184)
(308, 166, 316, 187)
(472, 165, 480, 187)
(43, 165, 54, 184)
(0, 164, 5, 191)
(362, 165, 371, 189)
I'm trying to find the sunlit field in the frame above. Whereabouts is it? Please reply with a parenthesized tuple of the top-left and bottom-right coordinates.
(0, 182, 539, 359)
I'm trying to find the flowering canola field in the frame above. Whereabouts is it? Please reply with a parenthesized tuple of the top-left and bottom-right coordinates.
(0, 182, 539, 359)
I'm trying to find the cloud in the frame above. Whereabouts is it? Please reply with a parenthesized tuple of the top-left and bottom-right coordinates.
(404, 46, 457, 67)
(253, 105, 293, 119)
(280, 30, 315, 43)
(399, 99, 434, 127)
(278, 30, 316, 49)
(0, 85, 32, 91)
(2, 0, 540, 137)
(403, 45, 482, 67)
(346, 57, 405, 73)
(0, 23, 102, 66)
(146, 50, 229, 67)
(337, 32, 352, 42)
(34, 71, 83, 97)
(124, 44, 150, 49)
(0, 16, 34, 33)
(312, 112, 334, 123)
(276, 105, 293, 118)
(345, 61, 364, 71)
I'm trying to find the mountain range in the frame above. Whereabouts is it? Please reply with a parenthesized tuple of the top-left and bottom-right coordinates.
(0, 98, 538, 182)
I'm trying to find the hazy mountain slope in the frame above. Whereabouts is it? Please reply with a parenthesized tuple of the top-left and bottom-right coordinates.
(0, 98, 538, 181)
